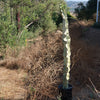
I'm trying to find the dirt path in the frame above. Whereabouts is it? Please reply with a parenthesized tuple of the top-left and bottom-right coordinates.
(69, 21, 100, 100)
(84, 27, 100, 46)
(0, 67, 27, 100)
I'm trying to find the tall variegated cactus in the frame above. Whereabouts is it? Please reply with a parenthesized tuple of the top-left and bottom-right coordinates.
(60, 6, 71, 89)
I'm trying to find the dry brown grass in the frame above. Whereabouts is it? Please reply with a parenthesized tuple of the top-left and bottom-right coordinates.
(0, 67, 27, 99)
(0, 21, 100, 100)
(24, 31, 64, 100)
(0, 30, 64, 100)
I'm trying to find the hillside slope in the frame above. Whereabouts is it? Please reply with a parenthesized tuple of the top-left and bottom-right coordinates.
(67, 1, 87, 12)
(0, 67, 27, 99)
(0, 20, 100, 100)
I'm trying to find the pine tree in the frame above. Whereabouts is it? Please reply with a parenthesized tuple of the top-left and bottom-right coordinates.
(0, 0, 64, 49)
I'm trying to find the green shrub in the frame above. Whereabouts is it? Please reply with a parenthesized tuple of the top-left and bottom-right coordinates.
(0, 0, 67, 51)
(52, 12, 62, 27)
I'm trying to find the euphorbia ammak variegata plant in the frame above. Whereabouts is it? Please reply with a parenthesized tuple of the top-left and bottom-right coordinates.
(60, 4, 71, 89)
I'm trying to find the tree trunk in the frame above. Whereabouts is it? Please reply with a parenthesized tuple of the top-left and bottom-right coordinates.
(16, 8, 20, 33)
(10, 7, 13, 24)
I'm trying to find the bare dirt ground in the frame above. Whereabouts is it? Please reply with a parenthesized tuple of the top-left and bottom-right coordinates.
(0, 20, 100, 100)
(0, 67, 27, 100)
(70, 20, 100, 100)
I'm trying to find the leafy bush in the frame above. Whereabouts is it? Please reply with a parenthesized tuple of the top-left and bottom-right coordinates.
(0, 0, 67, 52)
(52, 12, 62, 27)
(75, 0, 100, 20)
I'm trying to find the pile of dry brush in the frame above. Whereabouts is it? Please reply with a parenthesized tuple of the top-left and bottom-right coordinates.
(0, 31, 64, 100)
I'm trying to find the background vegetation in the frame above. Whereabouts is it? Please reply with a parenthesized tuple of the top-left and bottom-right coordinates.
(75, 0, 100, 21)
(0, 0, 68, 52)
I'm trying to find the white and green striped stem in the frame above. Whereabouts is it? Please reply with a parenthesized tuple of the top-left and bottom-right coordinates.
(61, 9, 71, 89)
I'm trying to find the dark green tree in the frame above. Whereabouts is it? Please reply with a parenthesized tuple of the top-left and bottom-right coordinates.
(75, 2, 87, 20)
(0, 0, 65, 50)
(75, 0, 100, 20)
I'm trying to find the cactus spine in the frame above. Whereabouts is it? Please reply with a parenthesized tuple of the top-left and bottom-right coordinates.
(60, 8, 71, 89)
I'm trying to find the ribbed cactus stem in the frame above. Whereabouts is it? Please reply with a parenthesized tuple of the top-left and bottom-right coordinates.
(61, 9, 71, 89)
